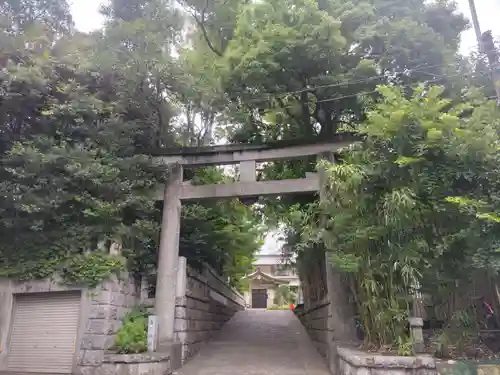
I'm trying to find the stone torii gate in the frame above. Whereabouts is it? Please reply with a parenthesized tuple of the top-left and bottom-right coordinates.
(151, 134, 354, 351)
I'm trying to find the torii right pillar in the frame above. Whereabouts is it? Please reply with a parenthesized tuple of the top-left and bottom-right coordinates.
(317, 152, 358, 373)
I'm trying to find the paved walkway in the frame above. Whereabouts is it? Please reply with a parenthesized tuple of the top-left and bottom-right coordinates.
(174, 309, 331, 375)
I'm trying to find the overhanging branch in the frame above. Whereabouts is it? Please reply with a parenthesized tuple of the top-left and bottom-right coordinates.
(189, 1, 223, 57)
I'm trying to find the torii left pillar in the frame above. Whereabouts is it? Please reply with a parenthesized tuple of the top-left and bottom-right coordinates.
(155, 163, 182, 355)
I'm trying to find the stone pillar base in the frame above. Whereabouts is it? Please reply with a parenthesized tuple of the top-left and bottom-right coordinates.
(158, 340, 182, 371)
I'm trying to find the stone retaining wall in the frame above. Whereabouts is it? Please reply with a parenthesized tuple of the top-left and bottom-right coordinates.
(94, 353, 171, 375)
(78, 277, 139, 375)
(0, 276, 139, 375)
(337, 347, 437, 375)
(296, 298, 331, 359)
(0, 258, 242, 374)
(174, 258, 245, 361)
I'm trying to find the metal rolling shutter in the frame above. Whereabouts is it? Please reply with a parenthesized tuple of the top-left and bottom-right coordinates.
(7, 292, 81, 373)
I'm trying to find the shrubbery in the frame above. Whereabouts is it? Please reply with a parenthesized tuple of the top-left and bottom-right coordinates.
(114, 307, 149, 354)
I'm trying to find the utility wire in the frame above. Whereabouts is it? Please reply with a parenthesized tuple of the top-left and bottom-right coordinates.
(318, 69, 491, 104)
(236, 60, 479, 105)
(269, 61, 456, 98)
(268, 68, 493, 107)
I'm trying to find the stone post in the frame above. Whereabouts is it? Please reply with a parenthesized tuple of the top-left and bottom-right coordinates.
(155, 164, 183, 349)
(409, 317, 425, 353)
(140, 277, 150, 303)
(175, 256, 187, 300)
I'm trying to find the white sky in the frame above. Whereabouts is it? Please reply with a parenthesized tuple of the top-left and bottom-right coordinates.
(70, 0, 499, 54)
(70, 0, 105, 33)
(260, 232, 285, 254)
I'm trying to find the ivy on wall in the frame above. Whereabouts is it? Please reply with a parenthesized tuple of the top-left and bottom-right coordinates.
(0, 251, 125, 288)
(59, 252, 126, 288)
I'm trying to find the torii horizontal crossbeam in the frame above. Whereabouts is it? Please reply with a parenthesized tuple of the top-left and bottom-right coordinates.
(152, 133, 355, 167)
(155, 174, 319, 201)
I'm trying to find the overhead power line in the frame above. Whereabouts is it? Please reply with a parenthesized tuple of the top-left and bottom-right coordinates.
(270, 62, 457, 98)
(316, 68, 492, 104)
(249, 67, 491, 110)
(239, 60, 483, 105)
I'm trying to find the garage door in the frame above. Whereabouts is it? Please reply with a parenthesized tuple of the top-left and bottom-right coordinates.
(7, 292, 81, 373)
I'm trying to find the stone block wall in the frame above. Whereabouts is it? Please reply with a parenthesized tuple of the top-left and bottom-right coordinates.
(174, 258, 245, 362)
(297, 301, 438, 375)
(77, 277, 140, 375)
(337, 347, 437, 375)
(296, 298, 331, 359)
(0, 276, 139, 375)
(96, 353, 172, 375)
(0, 258, 244, 374)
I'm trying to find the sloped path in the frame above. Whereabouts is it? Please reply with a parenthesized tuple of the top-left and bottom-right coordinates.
(173, 309, 331, 375)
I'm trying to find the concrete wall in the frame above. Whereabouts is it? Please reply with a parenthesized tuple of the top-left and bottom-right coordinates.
(295, 298, 331, 359)
(0, 276, 139, 375)
(173, 257, 245, 362)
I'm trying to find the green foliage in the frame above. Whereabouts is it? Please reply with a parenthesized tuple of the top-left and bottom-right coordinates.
(237, 278, 251, 293)
(318, 85, 500, 350)
(0, 37, 165, 282)
(0, 0, 73, 36)
(274, 285, 297, 306)
(59, 253, 125, 288)
(396, 336, 414, 357)
(180, 168, 264, 286)
(0, 249, 125, 288)
(433, 308, 477, 358)
(3, 0, 500, 356)
(0, 0, 262, 288)
(114, 307, 150, 354)
(178, 0, 489, 352)
(183, 0, 468, 144)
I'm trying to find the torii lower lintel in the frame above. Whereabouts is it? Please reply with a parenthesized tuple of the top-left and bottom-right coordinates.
(180, 175, 319, 200)
(155, 173, 319, 200)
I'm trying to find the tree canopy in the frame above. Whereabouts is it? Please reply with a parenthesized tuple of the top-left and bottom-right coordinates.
(0, 0, 263, 290)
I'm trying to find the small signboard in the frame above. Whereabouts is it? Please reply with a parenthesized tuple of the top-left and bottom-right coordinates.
(147, 315, 158, 352)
